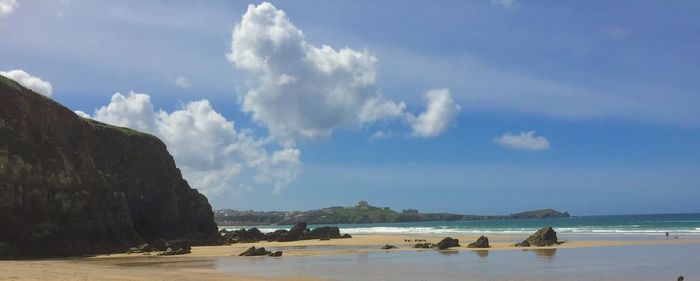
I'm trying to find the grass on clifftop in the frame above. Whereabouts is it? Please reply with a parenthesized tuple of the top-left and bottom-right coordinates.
(84, 118, 161, 141)
(0, 75, 23, 92)
(1, 74, 160, 142)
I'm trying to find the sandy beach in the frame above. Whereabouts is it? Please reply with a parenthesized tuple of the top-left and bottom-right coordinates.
(2, 234, 699, 281)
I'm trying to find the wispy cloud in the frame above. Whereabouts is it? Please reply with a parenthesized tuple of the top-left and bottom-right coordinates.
(495, 131, 550, 151)
(174, 75, 191, 89)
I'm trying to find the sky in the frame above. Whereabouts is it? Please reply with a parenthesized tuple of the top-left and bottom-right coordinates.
(1, 0, 699, 216)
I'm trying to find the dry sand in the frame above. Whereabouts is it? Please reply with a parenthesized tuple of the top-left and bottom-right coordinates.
(2, 234, 699, 281)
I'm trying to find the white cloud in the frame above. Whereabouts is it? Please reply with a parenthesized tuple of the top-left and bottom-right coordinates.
(227, 3, 458, 140)
(85, 92, 301, 195)
(93, 91, 156, 132)
(0, 0, 17, 17)
(0, 69, 53, 97)
(409, 89, 461, 138)
(495, 131, 550, 151)
(74, 110, 90, 118)
(174, 75, 191, 89)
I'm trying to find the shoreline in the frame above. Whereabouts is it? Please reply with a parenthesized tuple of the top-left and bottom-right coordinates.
(2, 234, 699, 280)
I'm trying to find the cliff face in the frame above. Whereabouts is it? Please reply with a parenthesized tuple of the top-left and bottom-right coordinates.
(0, 76, 220, 258)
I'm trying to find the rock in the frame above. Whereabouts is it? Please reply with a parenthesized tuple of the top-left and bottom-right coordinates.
(222, 228, 265, 244)
(381, 244, 397, 250)
(341, 233, 352, 239)
(264, 230, 288, 242)
(467, 236, 490, 248)
(413, 242, 434, 249)
(268, 251, 283, 257)
(436, 237, 460, 249)
(307, 226, 341, 240)
(152, 239, 168, 251)
(516, 240, 530, 247)
(126, 243, 155, 254)
(238, 246, 272, 256)
(0, 76, 220, 258)
(678, 276, 684, 281)
(0, 242, 18, 259)
(516, 227, 558, 247)
(277, 222, 308, 242)
(165, 239, 191, 252)
(158, 247, 191, 256)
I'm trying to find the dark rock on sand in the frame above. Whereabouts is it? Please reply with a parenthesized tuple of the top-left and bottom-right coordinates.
(126, 243, 156, 254)
(158, 247, 191, 256)
(413, 242, 434, 249)
(278, 222, 308, 242)
(0, 76, 219, 258)
(467, 236, 490, 248)
(436, 237, 461, 250)
(381, 244, 398, 250)
(516, 227, 558, 247)
(238, 246, 280, 257)
(222, 228, 265, 244)
(152, 239, 168, 251)
(307, 226, 341, 240)
(264, 229, 289, 242)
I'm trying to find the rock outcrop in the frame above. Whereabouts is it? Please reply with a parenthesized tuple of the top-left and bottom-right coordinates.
(436, 237, 460, 250)
(238, 246, 281, 257)
(413, 242, 434, 249)
(0, 76, 220, 258)
(381, 244, 397, 249)
(221, 223, 349, 244)
(467, 236, 490, 248)
(516, 227, 559, 247)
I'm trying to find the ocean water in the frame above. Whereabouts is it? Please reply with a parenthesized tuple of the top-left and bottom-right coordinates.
(237, 213, 700, 237)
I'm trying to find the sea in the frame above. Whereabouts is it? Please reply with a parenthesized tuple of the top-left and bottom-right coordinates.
(208, 213, 700, 280)
(232, 213, 700, 238)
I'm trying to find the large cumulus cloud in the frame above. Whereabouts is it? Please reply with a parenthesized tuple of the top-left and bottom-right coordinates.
(227, 2, 459, 140)
(85, 92, 301, 195)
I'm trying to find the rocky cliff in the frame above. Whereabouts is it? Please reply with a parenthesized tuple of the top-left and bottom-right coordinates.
(0, 76, 220, 258)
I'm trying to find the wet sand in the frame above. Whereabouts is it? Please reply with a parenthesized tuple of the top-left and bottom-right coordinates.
(1, 234, 698, 280)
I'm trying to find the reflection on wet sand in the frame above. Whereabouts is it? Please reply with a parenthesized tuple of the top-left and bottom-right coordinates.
(437, 250, 459, 256)
(474, 250, 489, 258)
(521, 248, 557, 261)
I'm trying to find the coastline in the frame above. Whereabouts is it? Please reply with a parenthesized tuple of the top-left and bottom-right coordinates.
(2, 234, 699, 280)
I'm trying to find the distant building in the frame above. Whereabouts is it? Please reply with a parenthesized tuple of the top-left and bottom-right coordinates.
(357, 200, 370, 208)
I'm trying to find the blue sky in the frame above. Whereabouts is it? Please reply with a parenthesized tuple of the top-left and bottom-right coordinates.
(1, 0, 699, 215)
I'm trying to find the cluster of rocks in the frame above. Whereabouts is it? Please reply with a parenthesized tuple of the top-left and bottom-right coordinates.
(515, 227, 560, 247)
(126, 239, 191, 256)
(381, 244, 398, 250)
(221, 222, 351, 244)
(238, 246, 282, 257)
(412, 237, 461, 250)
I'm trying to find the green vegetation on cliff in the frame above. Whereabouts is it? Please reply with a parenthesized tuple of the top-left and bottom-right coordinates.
(215, 201, 570, 226)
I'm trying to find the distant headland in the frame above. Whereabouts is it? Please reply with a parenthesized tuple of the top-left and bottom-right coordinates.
(214, 201, 570, 226)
